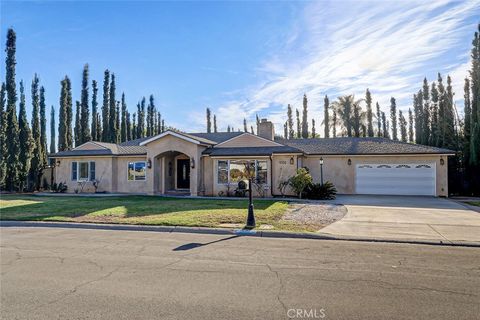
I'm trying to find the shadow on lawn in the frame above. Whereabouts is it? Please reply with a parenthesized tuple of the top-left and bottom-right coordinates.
(0, 195, 278, 221)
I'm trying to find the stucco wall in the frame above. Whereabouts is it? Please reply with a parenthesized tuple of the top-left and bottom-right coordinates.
(271, 155, 299, 196)
(54, 157, 114, 193)
(114, 156, 149, 193)
(302, 155, 448, 196)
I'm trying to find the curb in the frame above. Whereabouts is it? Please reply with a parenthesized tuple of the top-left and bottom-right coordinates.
(1, 220, 479, 248)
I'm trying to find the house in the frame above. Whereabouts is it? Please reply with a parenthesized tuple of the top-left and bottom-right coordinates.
(50, 119, 454, 197)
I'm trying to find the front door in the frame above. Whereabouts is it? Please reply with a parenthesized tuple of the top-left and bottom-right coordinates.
(176, 159, 190, 189)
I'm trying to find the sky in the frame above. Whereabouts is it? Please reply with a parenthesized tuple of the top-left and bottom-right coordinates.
(1, 0, 479, 136)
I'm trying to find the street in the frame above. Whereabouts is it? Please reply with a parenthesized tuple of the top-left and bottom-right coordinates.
(1, 226, 479, 320)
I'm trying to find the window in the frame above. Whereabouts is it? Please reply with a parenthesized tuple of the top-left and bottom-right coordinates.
(217, 160, 268, 185)
(71, 161, 95, 181)
(128, 161, 146, 181)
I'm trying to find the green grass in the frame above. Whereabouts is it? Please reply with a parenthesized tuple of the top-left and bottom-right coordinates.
(467, 201, 480, 207)
(0, 195, 314, 232)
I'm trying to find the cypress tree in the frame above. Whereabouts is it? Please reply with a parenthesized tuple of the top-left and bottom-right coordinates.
(366, 89, 374, 137)
(301, 94, 308, 138)
(296, 109, 301, 138)
(58, 78, 67, 151)
(464, 78, 471, 168)
(121, 93, 127, 142)
(422, 78, 430, 145)
(227, 125, 231, 133)
(408, 108, 414, 143)
(157, 112, 162, 134)
(4, 28, 20, 191)
(65, 77, 73, 149)
(430, 82, 439, 146)
(414, 90, 423, 144)
(469, 25, 479, 172)
(109, 73, 117, 143)
(101, 70, 110, 142)
(381, 112, 388, 138)
(30, 74, 43, 189)
(80, 64, 90, 143)
(147, 95, 155, 136)
(283, 122, 288, 139)
(443, 75, 456, 149)
(324, 96, 329, 138)
(50, 105, 56, 154)
(74, 101, 81, 147)
(40, 86, 47, 160)
(161, 119, 165, 132)
(353, 102, 361, 137)
(243, 118, 247, 132)
(213, 114, 217, 133)
(376, 102, 381, 137)
(287, 104, 294, 139)
(206, 108, 212, 133)
(126, 111, 132, 141)
(132, 113, 137, 140)
(91, 80, 98, 141)
(116, 101, 120, 142)
(137, 99, 146, 138)
(0, 83, 6, 188)
(311, 119, 316, 138)
(250, 126, 254, 134)
(332, 108, 337, 137)
(399, 110, 407, 142)
(390, 97, 397, 140)
(18, 81, 34, 191)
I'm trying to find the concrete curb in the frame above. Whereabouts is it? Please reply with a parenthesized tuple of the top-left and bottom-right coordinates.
(1, 220, 479, 248)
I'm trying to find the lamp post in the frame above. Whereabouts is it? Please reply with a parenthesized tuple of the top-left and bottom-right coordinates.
(319, 157, 324, 186)
(245, 163, 256, 229)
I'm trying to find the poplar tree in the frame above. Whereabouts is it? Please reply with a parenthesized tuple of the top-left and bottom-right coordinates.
(80, 64, 90, 143)
(39, 86, 47, 159)
(399, 110, 407, 142)
(116, 101, 120, 142)
(464, 78, 471, 167)
(408, 108, 414, 143)
(137, 98, 146, 138)
(324, 96, 329, 138)
(65, 77, 73, 149)
(132, 113, 137, 140)
(58, 78, 68, 151)
(30, 74, 43, 189)
(121, 93, 127, 142)
(414, 90, 423, 144)
(213, 114, 217, 133)
(4, 28, 20, 191)
(366, 89, 374, 137)
(243, 118, 247, 132)
(147, 95, 155, 136)
(422, 78, 430, 145)
(301, 94, 308, 138)
(126, 111, 132, 141)
(430, 82, 439, 145)
(311, 119, 316, 138)
(74, 101, 81, 147)
(50, 106, 56, 154)
(332, 108, 337, 137)
(287, 104, 294, 139)
(353, 102, 361, 137)
(109, 73, 117, 143)
(381, 112, 388, 138)
(206, 108, 212, 133)
(376, 102, 381, 137)
(250, 126, 254, 134)
(390, 97, 397, 140)
(18, 81, 34, 191)
(443, 75, 456, 149)
(296, 109, 301, 138)
(91, 80, 99, 141)
(101, 70, 110, 142)
(283, 122, 288, 139)
(0, 83, 6, 187)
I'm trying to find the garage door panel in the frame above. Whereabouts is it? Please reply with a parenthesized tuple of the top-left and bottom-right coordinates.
(355, 163, 435, 196)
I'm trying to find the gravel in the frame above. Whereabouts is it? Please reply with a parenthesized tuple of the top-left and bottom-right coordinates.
(282, 203, 347, 226)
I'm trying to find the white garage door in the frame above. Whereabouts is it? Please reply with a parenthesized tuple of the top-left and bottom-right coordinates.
(355, 163, 436, 196)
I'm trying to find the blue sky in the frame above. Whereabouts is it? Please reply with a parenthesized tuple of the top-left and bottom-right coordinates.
(1, 0, 479, 135)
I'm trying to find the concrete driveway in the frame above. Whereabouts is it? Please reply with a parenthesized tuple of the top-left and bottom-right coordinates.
(320, 195, 480, 244)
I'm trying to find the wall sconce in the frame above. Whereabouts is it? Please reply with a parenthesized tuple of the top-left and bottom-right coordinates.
(290, 157, 294, 165)
(347, 159, 352, 166)
(56, 160, 61, 166)
(440, 158, 445, 166)
(147, 158, 152, 169)
(190, 158, 195, 169)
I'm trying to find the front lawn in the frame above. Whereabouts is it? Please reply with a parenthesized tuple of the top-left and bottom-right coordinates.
(0, 195, 314, 232)
(467, 201, 480, 207)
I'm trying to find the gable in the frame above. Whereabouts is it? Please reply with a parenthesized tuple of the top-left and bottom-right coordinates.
(74, 142, 109, 151)
(215, 133, 283, 148)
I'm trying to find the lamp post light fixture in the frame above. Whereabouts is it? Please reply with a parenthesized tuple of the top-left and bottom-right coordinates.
(245, 162, 256, 229)
(319, 157, 324, 186)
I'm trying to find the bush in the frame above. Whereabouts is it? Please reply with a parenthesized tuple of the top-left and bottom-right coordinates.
(51, 182, 68, 193)
(303, 181, 337, 200)
(288, 168, 313, 199)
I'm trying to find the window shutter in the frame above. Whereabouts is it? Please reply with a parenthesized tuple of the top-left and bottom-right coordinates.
(90, 162, 96, 181)
(71, 162, 77, 181)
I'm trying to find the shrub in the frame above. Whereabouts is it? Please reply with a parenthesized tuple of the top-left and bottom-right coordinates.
(288, 168, 312, 199)
(303, 181, 337, 200)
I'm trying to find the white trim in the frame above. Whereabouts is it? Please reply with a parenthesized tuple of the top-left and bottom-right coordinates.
(216, 159, 268, 185)
(215, 132, 284, 147)
(77, 161, 90, 181)
(139, 131, 201, 146)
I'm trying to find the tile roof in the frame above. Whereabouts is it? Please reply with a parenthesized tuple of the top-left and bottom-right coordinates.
(275, 137, 454, 155)
(202, 146, 302, 156)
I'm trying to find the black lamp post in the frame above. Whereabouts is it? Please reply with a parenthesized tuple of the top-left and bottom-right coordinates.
(245, 163, 256, 229)
(319, 157, 324, 186)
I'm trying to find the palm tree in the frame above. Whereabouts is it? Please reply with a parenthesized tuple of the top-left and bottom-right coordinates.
(332, 95, 364, 137)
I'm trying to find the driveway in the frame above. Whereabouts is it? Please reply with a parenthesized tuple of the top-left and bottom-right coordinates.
(320, 195, 480, 244)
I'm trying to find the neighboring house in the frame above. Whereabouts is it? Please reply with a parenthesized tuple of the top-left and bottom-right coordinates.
(50, 119, 454, 197)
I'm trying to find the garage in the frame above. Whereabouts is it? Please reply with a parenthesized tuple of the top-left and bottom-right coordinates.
(355, 163, 436, 196)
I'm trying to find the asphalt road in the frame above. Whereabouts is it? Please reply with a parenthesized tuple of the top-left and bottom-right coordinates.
(1, 226, 479, 320)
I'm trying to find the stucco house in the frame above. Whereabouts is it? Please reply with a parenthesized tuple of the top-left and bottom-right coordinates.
(51, 119, 454, 197)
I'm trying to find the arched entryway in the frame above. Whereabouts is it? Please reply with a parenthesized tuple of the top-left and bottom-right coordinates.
(153, 151, 192, 195)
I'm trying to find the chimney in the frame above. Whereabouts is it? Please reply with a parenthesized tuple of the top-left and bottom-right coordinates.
(257, 118, 275, 140)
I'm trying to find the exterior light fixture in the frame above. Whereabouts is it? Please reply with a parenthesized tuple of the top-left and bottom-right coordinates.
(347, 159, 352, 166)
(56, 160, 61, 166)
(290, 157, 294, 165)
(440, 158, 445, 166)
(147, 158, 152, 169)
(190, 158, 195, 169)
(319, 157, 324, 185)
